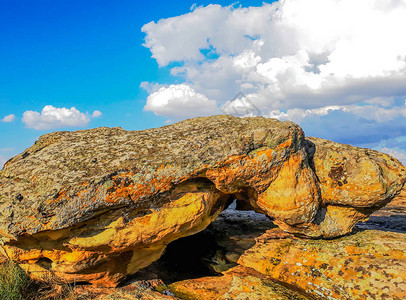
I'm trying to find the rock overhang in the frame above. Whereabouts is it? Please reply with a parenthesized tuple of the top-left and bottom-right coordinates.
(0, 115, 404, 286)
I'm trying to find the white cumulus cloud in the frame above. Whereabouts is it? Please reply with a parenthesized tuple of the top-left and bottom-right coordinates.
(92, 110, 103, 118)
(22, 105, 91, 130)
(141, 0, 406, 155)
(144, 84, 218, 119)
(1, 114, 15, 122)
(142, 0, 406, 112)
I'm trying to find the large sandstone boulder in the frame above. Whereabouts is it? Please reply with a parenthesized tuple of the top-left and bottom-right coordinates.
(278, 137, 406, 237)
(0, 115, 404, 286)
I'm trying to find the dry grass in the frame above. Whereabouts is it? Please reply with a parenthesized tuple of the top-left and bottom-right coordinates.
(33, 273, 81, 300)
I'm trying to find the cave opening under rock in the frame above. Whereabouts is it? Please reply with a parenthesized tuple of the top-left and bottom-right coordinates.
(125, 199, 276, 285)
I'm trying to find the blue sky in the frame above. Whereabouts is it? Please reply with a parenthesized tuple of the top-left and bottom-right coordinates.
(0, 0, 266, 165)
(1, 0, 406, 167)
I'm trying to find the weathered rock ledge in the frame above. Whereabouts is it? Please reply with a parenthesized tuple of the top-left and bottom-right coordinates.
(0, 115, 405, 286)
(237, 228, 406, 300)
(169, 224, 406, 300)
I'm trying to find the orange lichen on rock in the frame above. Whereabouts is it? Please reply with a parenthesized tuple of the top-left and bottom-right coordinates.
(239, 228, 406, 300)
(169, 265, 308, 300)
(307, 137, 406, 208)
(257, 151, 320, 226)
(0, 115, 404, 286)
(3, 181, 229, 286)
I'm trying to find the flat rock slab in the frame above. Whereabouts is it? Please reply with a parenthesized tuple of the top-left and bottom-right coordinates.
(0, 115, 303, 238)
(239, 229, 406, 300)
(169, 265, 309, 300)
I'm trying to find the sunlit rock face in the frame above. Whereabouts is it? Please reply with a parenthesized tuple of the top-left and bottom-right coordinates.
(238, 228, 406, 300)
(0, 115, 404, 286)
(277, 137, 406, 238)
(170, 265, 309, 300)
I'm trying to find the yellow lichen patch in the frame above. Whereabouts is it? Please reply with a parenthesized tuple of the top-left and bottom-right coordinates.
(257, 153, 320, 225)
(276, 138, 293, 151)
(1, 116, 405, 288)
(70, 189, 221, 251)
(319, 158, 386, 206)
(387, 249, 405, 259)
(309, 137, 406, 208)
(239, 229, 406, 300)
(59, 250, 94, 264)
(317, 205, 369, 237)
(274, 204, 371, 238)
(4, 247, 42, 262)
(170, 266, 308, 300)
(6, 181, 229, 287)
(205, 147, 286, 197)
(251, 148, 275, 161)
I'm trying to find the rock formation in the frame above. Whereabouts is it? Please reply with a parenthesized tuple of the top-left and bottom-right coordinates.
(0, 115, 404, 286)
(238, 228, 406, 300)
(167, 191, 406, 300)
(283, 137, 406, 237)
(65, 188, 406, 299)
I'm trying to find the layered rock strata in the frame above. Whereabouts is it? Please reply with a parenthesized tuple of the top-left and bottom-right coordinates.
(0, 115, 404, 286)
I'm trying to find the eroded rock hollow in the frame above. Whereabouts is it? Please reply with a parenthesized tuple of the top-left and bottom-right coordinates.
(0, 115, 405, 286)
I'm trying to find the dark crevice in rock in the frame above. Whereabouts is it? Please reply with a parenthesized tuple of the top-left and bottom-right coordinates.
(130, 229, 222, 284)
(36, 257, 53, 270)
(124, 200, 275, 285)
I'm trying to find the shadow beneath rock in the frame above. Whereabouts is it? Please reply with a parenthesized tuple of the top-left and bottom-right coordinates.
(355, 214, 406, 233)
(124, 200, 276, 285)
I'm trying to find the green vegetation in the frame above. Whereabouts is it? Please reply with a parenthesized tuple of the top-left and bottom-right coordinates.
(0, 259, 29, 300)
(0, 259, 83, 300)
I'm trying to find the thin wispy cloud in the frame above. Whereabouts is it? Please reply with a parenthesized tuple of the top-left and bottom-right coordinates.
(92, 110, 103, 118)
(1, 114, 15, 122)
